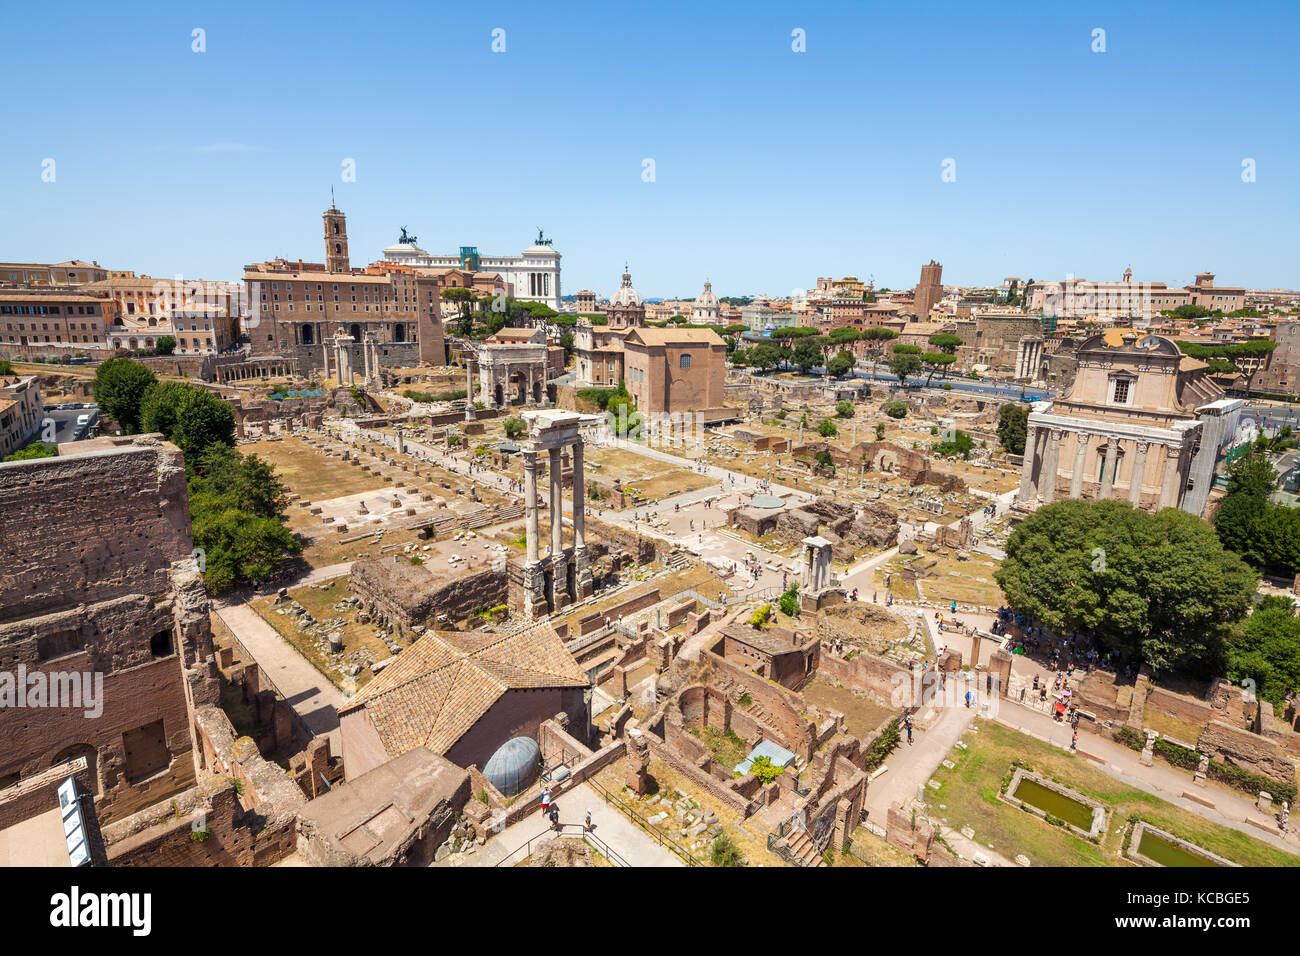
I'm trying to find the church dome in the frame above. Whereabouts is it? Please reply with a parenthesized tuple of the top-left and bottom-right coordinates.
(609, 265, 642, 307)
(696, 279, 719, 310)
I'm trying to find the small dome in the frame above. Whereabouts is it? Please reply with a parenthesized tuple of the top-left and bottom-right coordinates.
(483, 736, 540, 797)
(609, 264, 642, 307)
(696, 279, 719, 311)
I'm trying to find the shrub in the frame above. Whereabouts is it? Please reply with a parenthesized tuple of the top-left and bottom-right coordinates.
(748, 755, 784, 785)
(863, 718, 902, 771)
(711, 832, 744, 867)
(749, 604, 771, 629)
(884, 401, 907, 419)
(778, 585, 799, 618)
(503, 416, 527, 440)
(1113, 727, 1144, 751)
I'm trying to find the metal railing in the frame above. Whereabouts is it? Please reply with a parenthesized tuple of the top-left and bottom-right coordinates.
(585, 777, 704, 866)
(492, 824, 632, 868)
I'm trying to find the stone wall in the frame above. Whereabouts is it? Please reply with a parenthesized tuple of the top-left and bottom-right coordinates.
(350, 560, 508, 628)
(104, 704, 303, 867)
(0, 438, 190, 624)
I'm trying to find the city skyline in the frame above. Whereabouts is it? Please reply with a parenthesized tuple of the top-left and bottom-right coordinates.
(1, 0, 1297, 295)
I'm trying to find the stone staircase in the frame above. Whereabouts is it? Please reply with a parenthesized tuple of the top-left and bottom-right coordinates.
(779, 830, 825, 867)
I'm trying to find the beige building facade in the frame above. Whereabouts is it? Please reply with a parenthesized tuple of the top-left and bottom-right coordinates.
(1017, 332, 1225, 516)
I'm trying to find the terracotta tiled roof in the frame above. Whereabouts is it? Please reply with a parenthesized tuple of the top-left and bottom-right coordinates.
(341, 621, 588, 758)
(624, 327, 724, 346)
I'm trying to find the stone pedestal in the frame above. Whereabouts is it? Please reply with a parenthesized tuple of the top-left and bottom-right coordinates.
(572, 545, 594, 602)
(521, 561, 548, 620)
(549, 553, 570, 611)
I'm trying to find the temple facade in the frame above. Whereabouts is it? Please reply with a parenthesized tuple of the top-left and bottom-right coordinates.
(1016, 331, 1237, 517)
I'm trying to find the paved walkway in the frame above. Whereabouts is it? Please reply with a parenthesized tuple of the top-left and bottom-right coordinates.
(212, 600, 347, 747)
(865, 695, 978, 824)
(436, 783, 683, 867)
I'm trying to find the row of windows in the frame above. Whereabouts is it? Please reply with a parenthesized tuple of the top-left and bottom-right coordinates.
(2, 322, 97, 332)
(0, 304, 97, 315)
(3, 334, 98, 343)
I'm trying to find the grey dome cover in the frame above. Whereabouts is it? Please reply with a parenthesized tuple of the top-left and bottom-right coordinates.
(483, 736, 541, 797)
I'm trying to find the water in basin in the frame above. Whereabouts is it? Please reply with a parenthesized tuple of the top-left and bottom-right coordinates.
(1013, 777, 1095, 831)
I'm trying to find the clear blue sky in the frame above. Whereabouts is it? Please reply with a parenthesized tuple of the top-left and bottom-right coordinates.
(1, 0, 1296, 299)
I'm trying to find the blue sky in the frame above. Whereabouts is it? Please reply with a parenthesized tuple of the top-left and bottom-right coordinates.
(1, 0, 1296, 298)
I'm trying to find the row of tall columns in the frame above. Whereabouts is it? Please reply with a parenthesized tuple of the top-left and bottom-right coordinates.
(520, 437, 592, 618)
(218, 361, 291, 383)
(1022, 427, 1184, 512)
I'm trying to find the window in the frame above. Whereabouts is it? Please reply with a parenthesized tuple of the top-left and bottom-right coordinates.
(1112, 379, 1130, 404)
(679, 354, 691, 369)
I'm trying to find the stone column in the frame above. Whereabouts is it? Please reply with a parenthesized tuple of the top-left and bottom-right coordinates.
(1017, 425, 1040, 506)
(464, 358, 476, 421)
(572, 441, 586, 551)
(1069, 432, 1088, 499)
(1129, 441, 1149, 507)
(572, 439, 593, 599)
(1040, 429, 1062, 504)
(1098, 441, 1115, 499)
(523, 451, 540, 563)
(1158, 445, 1183, 510)
(548, 446, 569, 610)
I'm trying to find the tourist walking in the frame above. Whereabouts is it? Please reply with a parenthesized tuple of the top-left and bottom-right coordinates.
(540, 788, 551, 819)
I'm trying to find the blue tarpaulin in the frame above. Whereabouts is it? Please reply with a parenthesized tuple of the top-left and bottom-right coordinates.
(734, 739, 797, 777)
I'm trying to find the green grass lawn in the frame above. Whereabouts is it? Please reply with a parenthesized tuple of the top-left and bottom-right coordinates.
(929, 720, 1300, 867)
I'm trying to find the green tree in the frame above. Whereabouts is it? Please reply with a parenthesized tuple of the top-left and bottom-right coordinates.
(154, 335, 177, 355)
(928, 333, 962, 354)
(835, 399, 854, 418)
(141, 381, 235, 464)
(826, 350, 855, 378)
(875, 422, 886, 440)
(4, 442, 57, 462)
(188, 446, 300, 593)
(0, 360, 12, 376)
(793, 338, 822, 373)
(747, 343, 784, 371)
(1227, 596, 1300, 713)
(888, 343, 922, 384)
(921, 351, 956, 386)
(503, 416, 527, 440)
(933, 429, 974, 459)
(818, 419, 838, 438)
(883, 401, 907, 419)
(779, 585, 800, 617)
(996, 404, 1030, 455)
(92, 357, 157, 433)
(995, 500, 1257, 675)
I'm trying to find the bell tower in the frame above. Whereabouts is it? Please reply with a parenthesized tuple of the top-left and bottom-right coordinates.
(324, 196, 350, 273)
